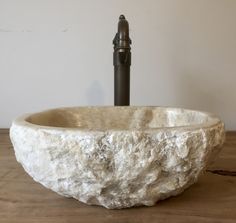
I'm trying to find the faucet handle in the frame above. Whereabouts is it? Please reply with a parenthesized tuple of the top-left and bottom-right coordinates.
(113, 15, 132, 50)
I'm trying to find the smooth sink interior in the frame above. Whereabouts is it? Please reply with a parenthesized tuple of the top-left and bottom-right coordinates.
(25, 107, 218, 130)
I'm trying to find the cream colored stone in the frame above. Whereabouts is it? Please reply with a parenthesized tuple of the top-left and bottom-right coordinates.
(10, 106, 225, 209)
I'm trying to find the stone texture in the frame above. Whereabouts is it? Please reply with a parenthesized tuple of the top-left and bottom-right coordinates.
(10, 106, 225, 209)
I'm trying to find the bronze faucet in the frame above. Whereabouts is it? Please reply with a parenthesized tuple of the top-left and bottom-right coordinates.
(113, 15, 132, 106)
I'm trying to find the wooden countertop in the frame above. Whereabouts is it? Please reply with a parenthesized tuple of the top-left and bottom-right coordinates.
(0, 129, 236, 223)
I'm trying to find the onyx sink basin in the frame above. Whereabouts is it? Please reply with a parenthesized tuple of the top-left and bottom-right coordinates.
(10, 106, 225, 209)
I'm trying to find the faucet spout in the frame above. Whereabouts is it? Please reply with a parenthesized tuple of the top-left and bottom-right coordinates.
(113, 15, 131, 106)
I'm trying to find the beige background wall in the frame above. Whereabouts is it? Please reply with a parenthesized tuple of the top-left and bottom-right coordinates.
(0, 0, 235, 129)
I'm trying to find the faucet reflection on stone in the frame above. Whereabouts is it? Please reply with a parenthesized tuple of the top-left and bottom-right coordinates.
(113, 15, 131, 106)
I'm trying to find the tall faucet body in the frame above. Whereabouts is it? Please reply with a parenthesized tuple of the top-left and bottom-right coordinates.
(113, 15, 131, 106)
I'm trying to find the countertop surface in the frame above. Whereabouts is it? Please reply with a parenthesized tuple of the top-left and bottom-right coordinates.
(0, 129, 235, 223)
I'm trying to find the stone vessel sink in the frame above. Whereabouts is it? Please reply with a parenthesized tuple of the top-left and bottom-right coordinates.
(10, 106, 225, 209)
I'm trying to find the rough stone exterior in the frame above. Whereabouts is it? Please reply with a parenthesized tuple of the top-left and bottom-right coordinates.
(10, 107, 225, 209)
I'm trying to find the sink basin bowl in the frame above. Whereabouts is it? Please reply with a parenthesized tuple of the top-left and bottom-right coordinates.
(10, 106, 225, 209)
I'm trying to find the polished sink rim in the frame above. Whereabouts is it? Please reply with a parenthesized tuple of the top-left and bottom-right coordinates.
(12, 106, 223, 132)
